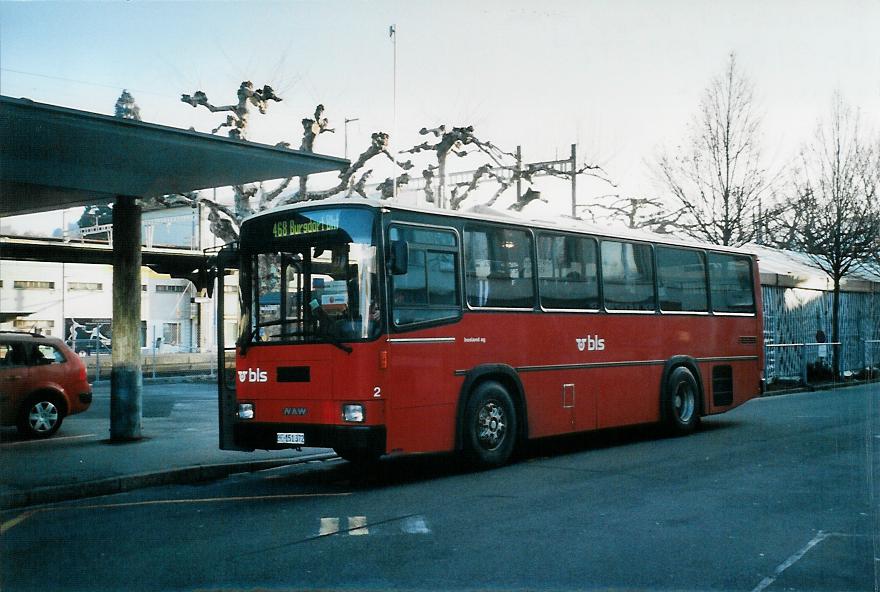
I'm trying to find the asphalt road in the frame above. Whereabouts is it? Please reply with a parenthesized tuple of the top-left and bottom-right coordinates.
(2, 383, 878, 592)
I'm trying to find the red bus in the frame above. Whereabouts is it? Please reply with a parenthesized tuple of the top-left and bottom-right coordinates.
(217, 199, 763, 466)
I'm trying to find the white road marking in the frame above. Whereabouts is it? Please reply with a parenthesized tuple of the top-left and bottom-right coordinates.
(751, 531, 830, 592)
(317, 515, 430, 537)
(319, 517, 340, 536)
(348, 516, 369, 536)
(0, 510, 36, 535)
(402, 515, 431, 534)
(0, 433, 96, 447)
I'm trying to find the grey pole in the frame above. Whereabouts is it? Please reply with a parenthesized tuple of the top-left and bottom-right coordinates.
(571, 143, 577, 217)
(516, 145, 522, 203)
(344, 117, 359, 161)
(110, 195, 143, 441)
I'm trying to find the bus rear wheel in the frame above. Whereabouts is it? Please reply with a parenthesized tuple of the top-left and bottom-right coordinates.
(663, 366, 700, 435)
(463, 381, 517, 468)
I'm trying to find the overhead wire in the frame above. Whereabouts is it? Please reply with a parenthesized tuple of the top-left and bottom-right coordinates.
(0, 67, 177, 100)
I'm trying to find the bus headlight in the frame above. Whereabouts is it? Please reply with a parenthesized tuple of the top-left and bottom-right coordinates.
(238, 403, 255, 420)
(342, 404, 365, 423)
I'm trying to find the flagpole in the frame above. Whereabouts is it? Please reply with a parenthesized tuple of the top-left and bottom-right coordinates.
(390, 23, 397, 202)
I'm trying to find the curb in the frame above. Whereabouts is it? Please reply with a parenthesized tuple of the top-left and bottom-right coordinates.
(762, 378, 878, 398)
(0, 452, 338, 510)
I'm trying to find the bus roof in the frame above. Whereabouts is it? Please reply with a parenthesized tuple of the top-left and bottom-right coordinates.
(243, 197, 756, 258)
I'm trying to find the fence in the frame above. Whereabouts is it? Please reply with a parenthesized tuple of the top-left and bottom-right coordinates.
(762, 285, 879, 387)
(764, 340, 879, 388)
(71, 338, 218, 382)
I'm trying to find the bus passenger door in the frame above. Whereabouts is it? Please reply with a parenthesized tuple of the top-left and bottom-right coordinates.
(385, 338, 459, 453)
(385, 224, 461, 454)
(214, 244, 251, 451)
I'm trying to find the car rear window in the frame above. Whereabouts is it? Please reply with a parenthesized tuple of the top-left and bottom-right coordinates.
(0, 340, 67, 366)
(34, 344, 66, 364)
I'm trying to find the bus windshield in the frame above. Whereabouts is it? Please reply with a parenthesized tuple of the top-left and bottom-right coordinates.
(239, 208, 380, 347)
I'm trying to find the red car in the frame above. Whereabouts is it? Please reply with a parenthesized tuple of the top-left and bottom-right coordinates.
(0, 331, 93, 438)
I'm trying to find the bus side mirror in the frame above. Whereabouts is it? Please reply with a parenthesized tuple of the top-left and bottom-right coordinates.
(389, 240, 409, 275)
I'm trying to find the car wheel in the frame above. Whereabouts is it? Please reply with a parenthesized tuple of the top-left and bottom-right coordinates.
(18, 394, 64, 438)
(663, 366, 700, 435)
(463, 381, 517, 468)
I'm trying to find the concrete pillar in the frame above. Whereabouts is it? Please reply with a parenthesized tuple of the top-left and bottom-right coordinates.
(110, 195, 143, 441)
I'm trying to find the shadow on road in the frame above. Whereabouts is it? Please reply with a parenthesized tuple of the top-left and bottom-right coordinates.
(265, 419, 743, 493)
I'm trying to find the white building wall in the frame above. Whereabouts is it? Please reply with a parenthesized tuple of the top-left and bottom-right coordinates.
(0, 260, 200, 352)
(143, 274, 195, 352)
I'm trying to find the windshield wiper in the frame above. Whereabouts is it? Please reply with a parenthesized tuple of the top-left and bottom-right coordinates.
(317, 333, 353, 354)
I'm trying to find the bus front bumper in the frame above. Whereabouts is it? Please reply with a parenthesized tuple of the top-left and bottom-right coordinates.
(233, 422, 386, 453)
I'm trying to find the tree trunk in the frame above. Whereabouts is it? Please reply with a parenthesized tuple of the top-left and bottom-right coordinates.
(438, 153, 447, 209)
(832, 277, 841, 378)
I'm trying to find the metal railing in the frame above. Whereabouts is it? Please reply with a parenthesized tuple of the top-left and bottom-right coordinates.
(70, 338, 214, 382)
(864, 339, 880, 380)
(69, 338, 111, 383)
(764, 339, 879, 387)
(765, 342, 839, 386)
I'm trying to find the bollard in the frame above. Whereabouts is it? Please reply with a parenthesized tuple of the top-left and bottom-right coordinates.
(152, 337, 162, 379)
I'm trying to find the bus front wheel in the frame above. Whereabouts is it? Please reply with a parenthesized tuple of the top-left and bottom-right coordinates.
(463, 381, 517, 468)
(663, 366, 701, 435)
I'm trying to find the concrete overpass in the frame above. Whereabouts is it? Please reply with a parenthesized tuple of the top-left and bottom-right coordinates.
(0, 95, 348, 440)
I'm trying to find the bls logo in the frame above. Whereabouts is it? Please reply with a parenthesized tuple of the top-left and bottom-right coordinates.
(576, 335, 605, 352)
(238, 368, 268, 383)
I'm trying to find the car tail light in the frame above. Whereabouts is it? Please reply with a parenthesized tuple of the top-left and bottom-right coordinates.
(78, 364, 88, 382)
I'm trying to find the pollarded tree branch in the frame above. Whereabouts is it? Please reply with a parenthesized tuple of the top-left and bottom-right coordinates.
(299, 104, 335, 152)
(282, 131, 412, 204)
(181, 81, 281, 140)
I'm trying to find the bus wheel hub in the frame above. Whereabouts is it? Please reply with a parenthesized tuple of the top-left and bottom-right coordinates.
(478, 402, 505, 448)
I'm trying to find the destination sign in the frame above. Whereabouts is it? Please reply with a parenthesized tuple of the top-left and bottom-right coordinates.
(271, 219, 339, 239)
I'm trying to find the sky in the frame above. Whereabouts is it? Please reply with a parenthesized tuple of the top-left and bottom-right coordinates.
(1, 0, 879, 233)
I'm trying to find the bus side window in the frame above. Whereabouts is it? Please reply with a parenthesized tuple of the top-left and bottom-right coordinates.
(708, 253, 755, 313)
(601, 240, 655, 311)
(389, 226, 460, 327)
(656, 247, 708, 312)
(537, 233, 599, 310)
(465, 225, 534, 309)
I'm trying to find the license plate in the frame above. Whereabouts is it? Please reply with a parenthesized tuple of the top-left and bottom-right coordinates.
(276, 432, 305, 445)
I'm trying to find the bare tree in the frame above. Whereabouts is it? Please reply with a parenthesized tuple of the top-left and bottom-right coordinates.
(402, 125, 514, 208)
(776, 95, 880, 376)
(284, 131, 413, 204)
(181, 81, 281, 140)
(656, 53, 773, 246)
(577, 195, 683, 233)
(176, 85, 613, 240)
(179, 81, 289, 238)
(294, 104, 334, 197)
(178, 84, 398, 239)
